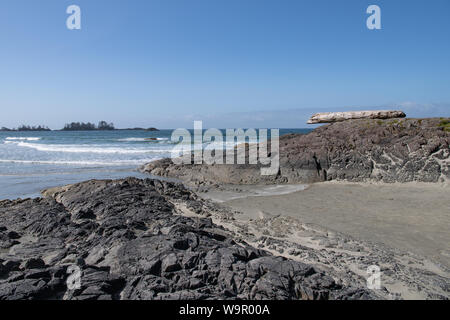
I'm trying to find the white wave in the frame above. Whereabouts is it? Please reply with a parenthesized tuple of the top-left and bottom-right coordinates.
(117, 138, 148, 142)
(8, 141, 173, 154)
(117, 137, 170, 142)
(5, 137, 41, 141)
(0, 158, 161, 166)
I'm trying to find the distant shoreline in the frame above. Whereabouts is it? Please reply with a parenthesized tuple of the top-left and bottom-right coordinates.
(0, 127, 160, 132)
(1, 120, 159, 132)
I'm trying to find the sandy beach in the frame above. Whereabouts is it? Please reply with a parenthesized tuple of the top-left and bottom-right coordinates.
(202, 182, 450, 269)
(189, 182, 448, 299)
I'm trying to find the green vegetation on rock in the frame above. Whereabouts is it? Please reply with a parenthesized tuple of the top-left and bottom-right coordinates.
(438, 119, 450, 132)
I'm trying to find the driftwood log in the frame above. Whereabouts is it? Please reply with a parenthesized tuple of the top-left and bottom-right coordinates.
(307, 110, 406, 124)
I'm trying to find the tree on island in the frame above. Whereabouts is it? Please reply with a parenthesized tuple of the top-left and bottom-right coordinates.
(62, 122, 96, 131)
(97, 121, 115, 130)
(0, 125, 51, 131)
(16, 125, 51, 131)
(62, 121, 115, 131)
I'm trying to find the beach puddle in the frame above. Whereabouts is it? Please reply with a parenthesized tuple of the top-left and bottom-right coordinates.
(200, 184, 308, 202)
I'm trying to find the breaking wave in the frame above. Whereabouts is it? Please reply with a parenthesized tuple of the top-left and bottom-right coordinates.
(5, 141, 173, 154)
(5, 137, 41, 141)
(0, 159, 161, 166)
(117, 137, 170, 142)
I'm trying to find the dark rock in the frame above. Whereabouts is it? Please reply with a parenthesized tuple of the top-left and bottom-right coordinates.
(7, 231, 21, 240)
(72, 208, 96, 220)
(141, 118, 449, 184)
(21, 258, 46, 270)
(2, 260, 21, 273)
(0, 178, 377, 300)
(162, 253, 181, 273)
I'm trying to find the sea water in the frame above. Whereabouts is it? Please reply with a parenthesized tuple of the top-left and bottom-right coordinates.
(0, 129, 311, 199)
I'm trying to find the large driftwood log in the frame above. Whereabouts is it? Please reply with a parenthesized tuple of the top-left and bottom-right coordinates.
(307, 110, 406, 124)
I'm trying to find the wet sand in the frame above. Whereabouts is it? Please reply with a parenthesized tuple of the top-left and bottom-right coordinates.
(203, 182, 450, 269)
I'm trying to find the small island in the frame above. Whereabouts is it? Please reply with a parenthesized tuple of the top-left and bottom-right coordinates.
(62, 121, 115, 131)
(0, 125, 51, 132)
(117, 127, 159, 131)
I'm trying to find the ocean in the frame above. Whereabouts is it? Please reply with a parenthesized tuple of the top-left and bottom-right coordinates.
(0, 129, 311, 199)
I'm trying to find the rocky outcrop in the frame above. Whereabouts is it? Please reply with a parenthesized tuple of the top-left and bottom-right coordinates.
(0, 178, 375, 300)
(141, 118, 450, 185)
(307, 110, 406, 124)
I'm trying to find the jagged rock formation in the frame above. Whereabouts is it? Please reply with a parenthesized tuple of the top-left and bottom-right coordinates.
(141, 118, 449, 185)
(307, 110, 406, 124)
(0, 178, 375, 300)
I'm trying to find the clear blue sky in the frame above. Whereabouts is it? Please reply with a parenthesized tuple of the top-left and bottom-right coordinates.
(0, 0, 449, 129)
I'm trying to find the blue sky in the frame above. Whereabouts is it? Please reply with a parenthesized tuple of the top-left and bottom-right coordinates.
(0, 0, 449, 129)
